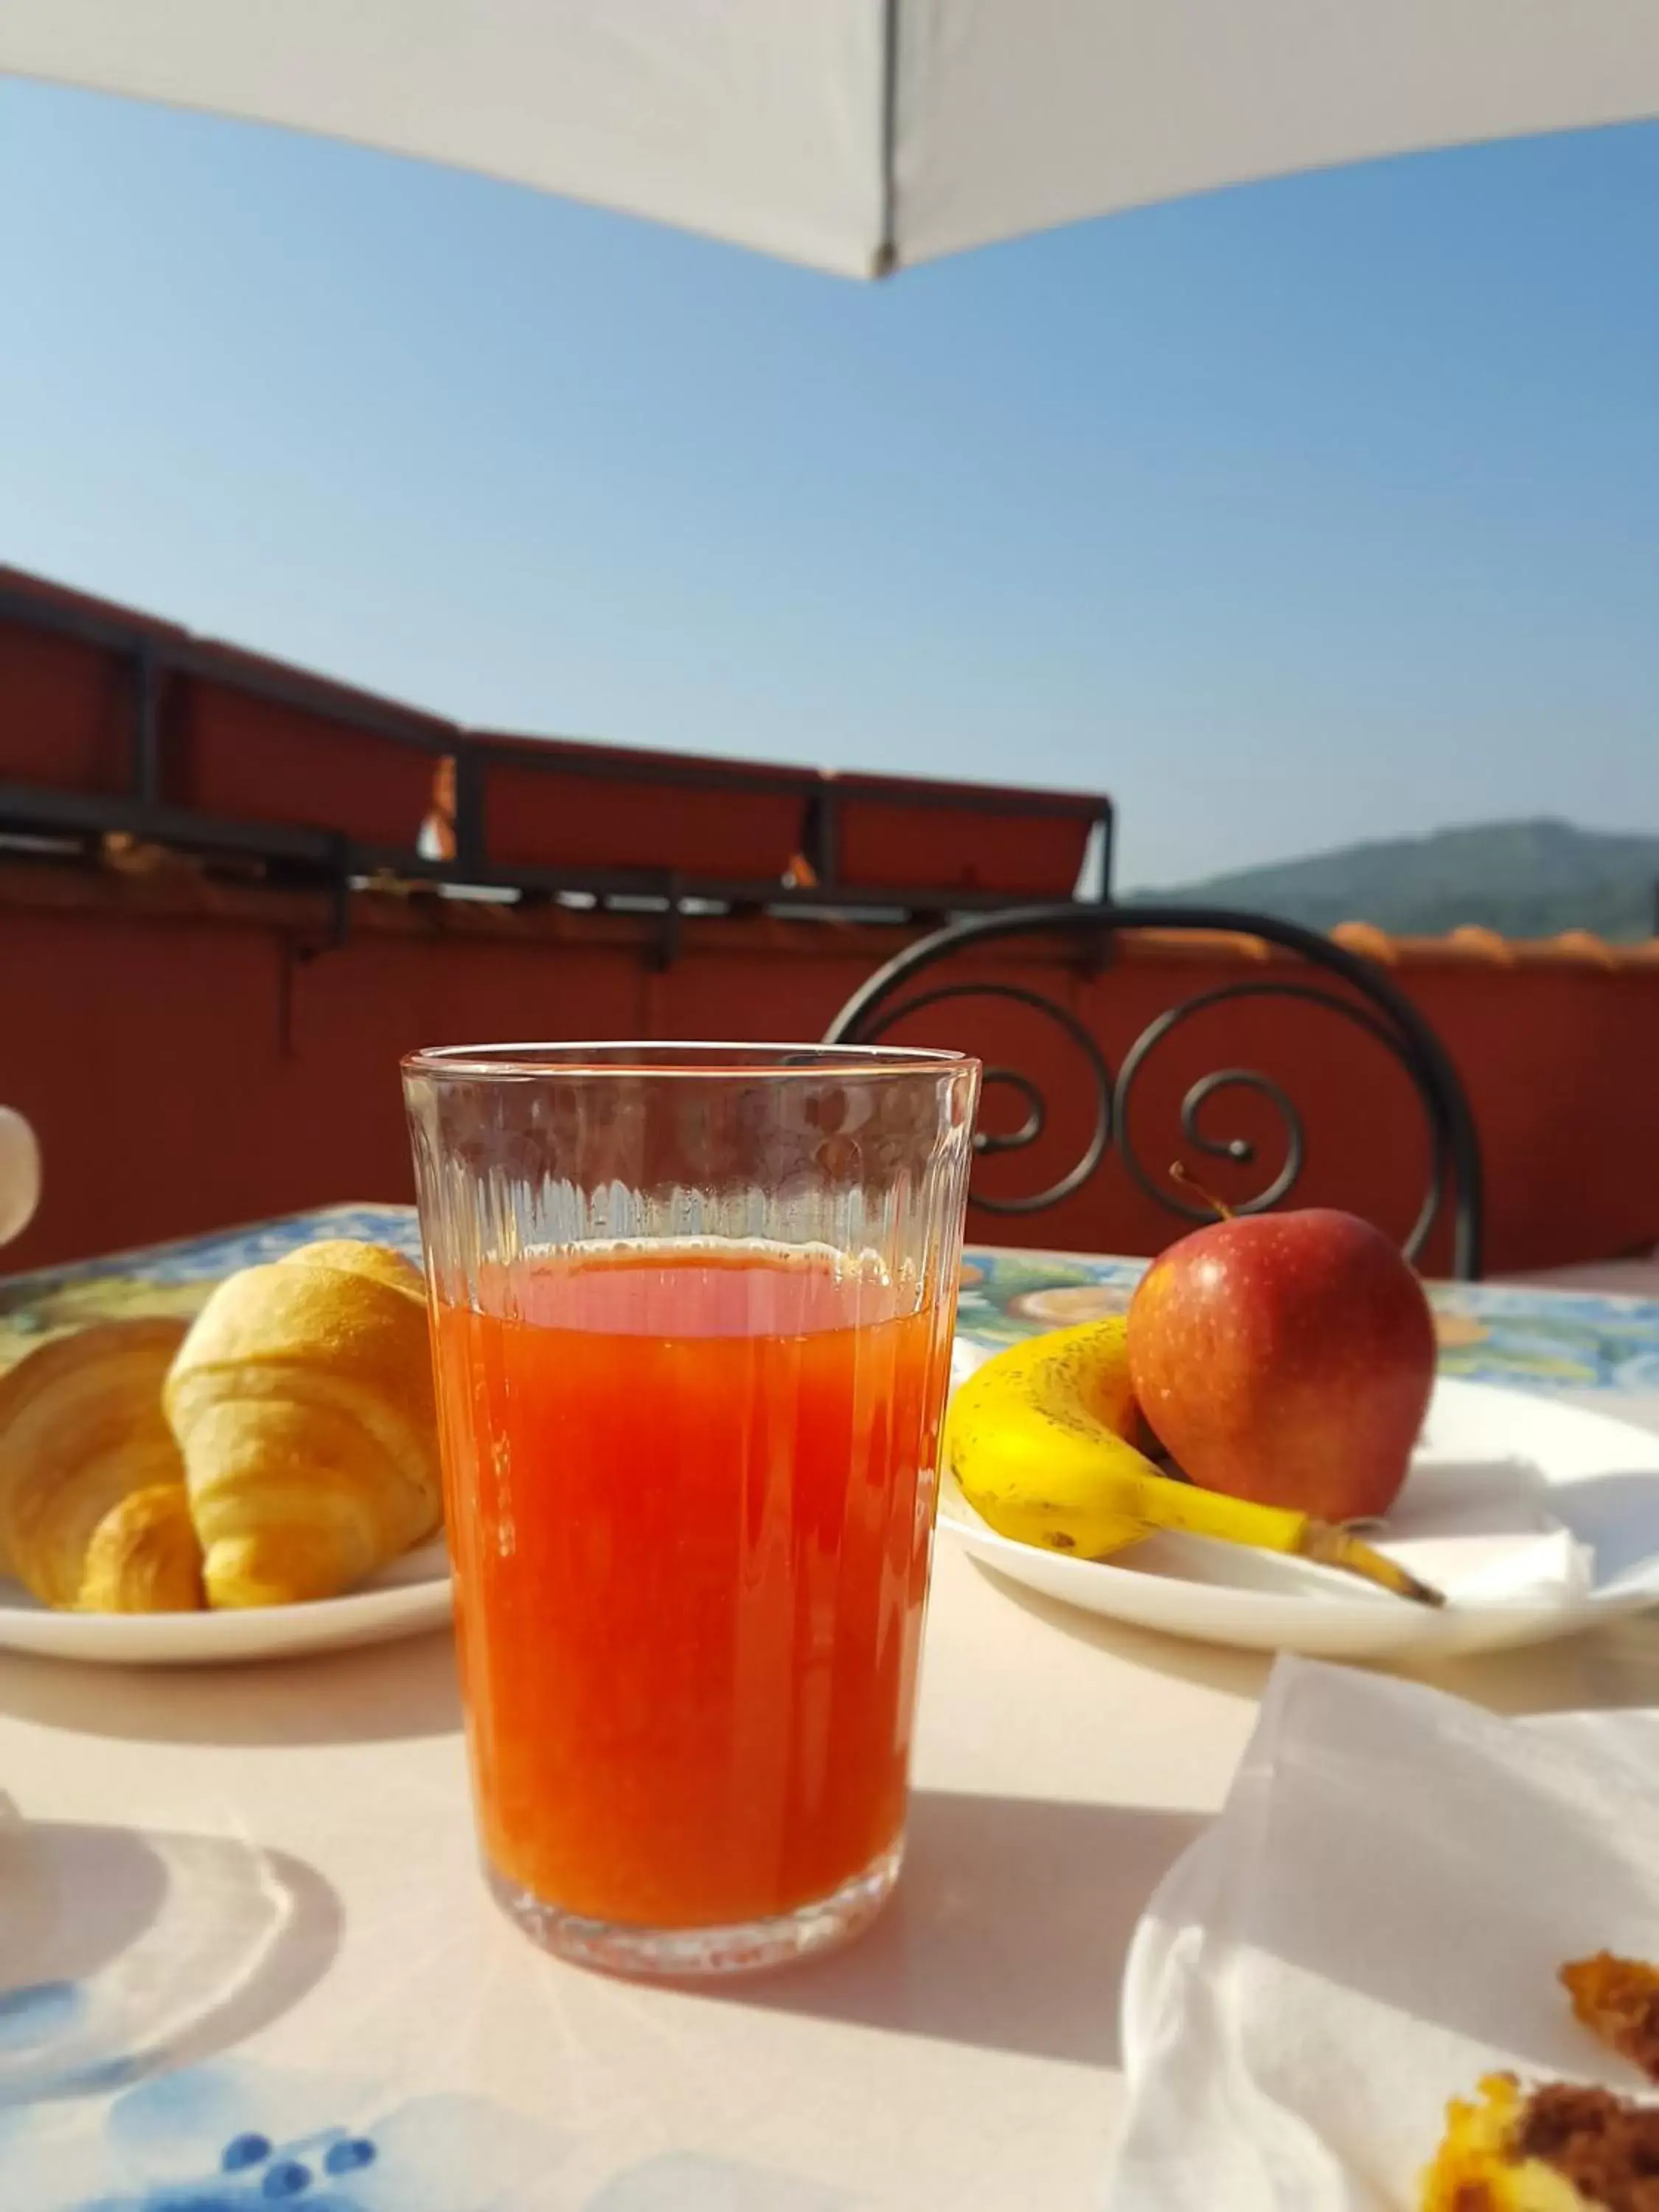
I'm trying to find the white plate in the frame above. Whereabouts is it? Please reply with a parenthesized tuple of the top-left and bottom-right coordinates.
(0, 1540, 453, 1666)
(940, 1366, 1659, 1660)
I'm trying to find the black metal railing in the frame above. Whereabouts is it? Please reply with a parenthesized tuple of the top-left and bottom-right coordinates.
(825, 902, 1485, 1279)
(0, 575, 1112, 929)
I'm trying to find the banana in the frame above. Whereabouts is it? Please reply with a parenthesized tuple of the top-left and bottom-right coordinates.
(946, 1319, 1442, 1607)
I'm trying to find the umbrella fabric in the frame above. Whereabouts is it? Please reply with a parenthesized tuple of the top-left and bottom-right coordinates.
(5, 0, 1659, 276)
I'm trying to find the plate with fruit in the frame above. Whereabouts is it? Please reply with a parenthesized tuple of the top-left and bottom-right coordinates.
(942, 1206, 1659, 1660)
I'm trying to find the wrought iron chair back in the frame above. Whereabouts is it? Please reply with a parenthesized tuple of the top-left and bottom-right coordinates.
(824, 902, 1485, 1280)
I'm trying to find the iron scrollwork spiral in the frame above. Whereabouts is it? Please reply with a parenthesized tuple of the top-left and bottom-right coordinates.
(823, 902, 1485, 1277)
(844, 979, 1112, 1216)
(1113, 981, 1450, 1260)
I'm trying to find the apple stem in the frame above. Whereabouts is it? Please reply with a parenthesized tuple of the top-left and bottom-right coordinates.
(1169, 1161, 1235, 1221)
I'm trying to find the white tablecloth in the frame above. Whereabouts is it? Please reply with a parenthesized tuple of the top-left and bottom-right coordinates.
(3, 1252, 1659, 2209)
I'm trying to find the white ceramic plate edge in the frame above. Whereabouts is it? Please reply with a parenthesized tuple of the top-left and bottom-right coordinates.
(939, 1375, 1659, 1660)
(0, 1552, 453, 1666)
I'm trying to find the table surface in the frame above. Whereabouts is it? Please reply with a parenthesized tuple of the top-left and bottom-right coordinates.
(4, 1211, 1659, 2211)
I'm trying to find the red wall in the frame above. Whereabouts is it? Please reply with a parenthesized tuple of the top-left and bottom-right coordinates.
(3, 874, 1656, 1280)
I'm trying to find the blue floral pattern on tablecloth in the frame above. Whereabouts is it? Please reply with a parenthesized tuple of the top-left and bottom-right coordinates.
(0, 2056, 861, 2209)
(3, 1208, 1657, 1397)
(0, 1208, 425, 1376)
(952, 1248, 1659, 1397)
(0, 2059, 561, 2207)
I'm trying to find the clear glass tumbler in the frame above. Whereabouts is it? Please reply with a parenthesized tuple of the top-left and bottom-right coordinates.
(402, 1042, 980, 1978)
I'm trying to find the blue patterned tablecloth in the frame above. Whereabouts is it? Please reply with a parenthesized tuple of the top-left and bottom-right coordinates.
(5, 1204, 1658, 1401)
(955, 1247, 1659, 1399)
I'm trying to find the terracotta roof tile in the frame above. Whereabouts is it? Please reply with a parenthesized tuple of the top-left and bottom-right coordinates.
(1329, 921, 1398, 964)
(1141, 919, 1659, 973)
(1120, 927, 1276, 962)
(1538, 929, 1622, 968)
(1445, 925, 1516, 962)
(1330, 925, 1658, 971)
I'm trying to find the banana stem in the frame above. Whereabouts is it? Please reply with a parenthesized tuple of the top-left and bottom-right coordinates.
(1299, 1523, 1447, 1608)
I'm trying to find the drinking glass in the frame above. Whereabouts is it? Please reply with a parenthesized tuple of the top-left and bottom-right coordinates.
(403, 1042, 980, 1977)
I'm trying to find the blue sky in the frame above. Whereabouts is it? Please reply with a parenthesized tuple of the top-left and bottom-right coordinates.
(1, 77, 1656, 886)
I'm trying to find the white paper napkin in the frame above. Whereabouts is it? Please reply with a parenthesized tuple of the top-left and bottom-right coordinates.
(1379, 1444, 1593, 1607)
(1106, 1659, 1659, 2211)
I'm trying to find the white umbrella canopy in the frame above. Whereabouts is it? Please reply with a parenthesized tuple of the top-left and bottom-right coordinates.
(6, 0, 1659, 277)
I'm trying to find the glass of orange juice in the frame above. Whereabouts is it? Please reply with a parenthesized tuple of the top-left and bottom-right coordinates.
(402, 1042, 980, 1978)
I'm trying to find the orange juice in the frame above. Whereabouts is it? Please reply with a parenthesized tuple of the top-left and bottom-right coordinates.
(432, 1242, 950, 1932)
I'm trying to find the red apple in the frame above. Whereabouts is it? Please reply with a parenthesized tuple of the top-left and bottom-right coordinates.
(1126, 1208, 1437, 1523)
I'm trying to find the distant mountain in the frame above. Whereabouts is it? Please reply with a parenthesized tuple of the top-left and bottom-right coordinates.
(1139, 819, 1659, 942)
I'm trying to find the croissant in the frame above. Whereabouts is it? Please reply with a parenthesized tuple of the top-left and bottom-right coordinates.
(79, 1483, 206, 1613)
(164, 1240, 440, 1608)
(0, 1319, 204, 1611)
